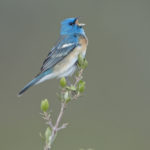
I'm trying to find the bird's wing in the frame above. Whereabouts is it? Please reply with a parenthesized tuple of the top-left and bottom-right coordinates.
(40, 35, 79, 72)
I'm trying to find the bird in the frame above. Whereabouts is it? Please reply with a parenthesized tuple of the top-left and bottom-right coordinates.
(18, 17, 88, 96)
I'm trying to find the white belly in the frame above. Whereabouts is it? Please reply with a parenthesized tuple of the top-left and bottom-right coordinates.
(54, 45, 86, 77)
(57, 65, 77, 78)
(36, 45, 87, 84)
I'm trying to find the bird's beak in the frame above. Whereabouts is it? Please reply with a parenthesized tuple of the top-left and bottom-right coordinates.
(75, 17, 85, 27)
(78, 23, 86, 27)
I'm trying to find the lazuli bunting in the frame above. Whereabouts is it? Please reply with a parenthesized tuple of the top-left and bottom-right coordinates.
(18, 17, 88, 96)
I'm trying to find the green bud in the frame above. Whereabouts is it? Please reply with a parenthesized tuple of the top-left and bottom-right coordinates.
(60, 77, 67, 88)
(64, 91, 71, 103)
(77, 80, 85, 93)
(66, 85, 76, 91)
(78, 54, 84, 66)
(41, 99, 49, 112)
(45, 127, 51, 144)
(83, 59, 88, 69)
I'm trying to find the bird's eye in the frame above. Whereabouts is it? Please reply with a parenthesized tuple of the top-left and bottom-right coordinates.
(69, 22, 74, 26)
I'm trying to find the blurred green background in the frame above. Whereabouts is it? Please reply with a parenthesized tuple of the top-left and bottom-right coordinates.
(1, 0, 150, 150)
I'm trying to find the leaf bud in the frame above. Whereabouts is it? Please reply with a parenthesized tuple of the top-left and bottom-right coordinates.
(77, 80, 85, 93)
(45, 127, 51, 144)
(41, 99, 49, 112)
(60, 77, 67, 88)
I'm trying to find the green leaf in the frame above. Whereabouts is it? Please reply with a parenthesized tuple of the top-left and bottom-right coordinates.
(66, 85, 76, 91)
(78, 54, 84, 66)
(77, 80, 85, 93)
(64, 91, 71, 103)
(41, 99, 49, 112)
(83, 59, 88, 69)
(60, 77, 67, 88)
(45, 127, 51, 144)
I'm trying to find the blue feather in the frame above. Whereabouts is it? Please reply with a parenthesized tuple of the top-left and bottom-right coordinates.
(18, 17, 87, 96)
(60, 17, 85, 36)
(18, 69, 52, 96)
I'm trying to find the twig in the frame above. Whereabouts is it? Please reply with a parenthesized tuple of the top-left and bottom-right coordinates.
(44, 101, 67, 150)
(74, 69, 83, 87)
(42, 56, 87, 150)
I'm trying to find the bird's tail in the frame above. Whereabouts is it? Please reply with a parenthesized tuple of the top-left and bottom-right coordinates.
(18, 69, 52, 96)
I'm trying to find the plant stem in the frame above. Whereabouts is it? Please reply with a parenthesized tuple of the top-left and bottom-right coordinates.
(55, 102, 66, 130)
(44, 102, 67, 150)
(43, 67, 85, 150)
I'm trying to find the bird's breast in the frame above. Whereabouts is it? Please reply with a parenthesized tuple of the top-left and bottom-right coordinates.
(53, 35, 88, 77)
(78, 35, 88, 54)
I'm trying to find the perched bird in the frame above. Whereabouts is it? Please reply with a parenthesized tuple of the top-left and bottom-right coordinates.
(18, 17, 88, 96)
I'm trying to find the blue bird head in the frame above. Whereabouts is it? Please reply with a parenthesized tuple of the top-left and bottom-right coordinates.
(60, 17, 85, 36)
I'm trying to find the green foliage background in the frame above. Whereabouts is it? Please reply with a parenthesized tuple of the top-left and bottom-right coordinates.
(0, 0, 150, 150)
